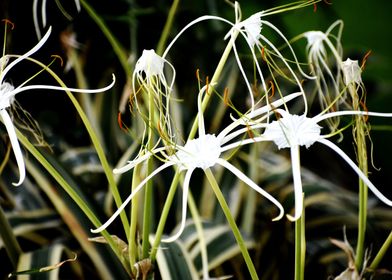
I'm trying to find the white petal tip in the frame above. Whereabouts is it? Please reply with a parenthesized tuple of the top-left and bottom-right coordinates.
(272, 212, 284, 222)
(286, 213, 301, 222)
(90, 228, 101, 234)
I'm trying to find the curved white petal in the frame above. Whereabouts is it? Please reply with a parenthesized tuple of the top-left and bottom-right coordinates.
(216, 158, 284, 221)
(162, 168, 194, 243)
(1, 27, 52, 83)
(33, 0, 41, 39)
(0, 110, 25, 186)
(318, 138, 392, 206)
(217, 91, 302, 142)
(11, 74, 116, 96)
(314, 110, 392, 124)
(113, 146, 169, 174)
(91, 161, 175, 233)
(286, 145, 303, 221)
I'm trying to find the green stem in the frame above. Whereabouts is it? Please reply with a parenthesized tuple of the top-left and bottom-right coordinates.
(204, 168, 258, 280)
(156, 0, 180, 56)
(141, 86, 156, 258)
(369, 231, 392, 270)
(129, 164, 141, 273)
(349, 83, 368, 270)
(80, 0, 130, 76)
(294, 196, 305, 280)
(150, 171, 181, 262)
(0, 204, 22, 268)
(188, 189, 210, 279)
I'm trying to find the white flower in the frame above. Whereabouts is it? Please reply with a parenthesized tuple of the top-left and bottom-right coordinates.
(302, 21, 345, 118)
(132, 49, 176, 140)
(263, 108, 392, 221)
(0, 27, 115, 186)
(33, 0, 81, 39)
(90, 90, 305, 241)
(342, 58, 362, 86)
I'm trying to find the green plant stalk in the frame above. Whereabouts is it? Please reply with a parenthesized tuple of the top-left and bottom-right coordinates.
(188, 189, 210, 279)
(25, 57, 130, 239)
(241, 144, 258, 234)
(369, 230, 392, 270)
(349, 83, 368, 270)
(294, 196, 305, 280)
(204, 168, 258, 280)
(80, 0, 131, 76)
(16, 131, 131, 275)
(129, 164, 141, 274)
(156, 0, 180, 56)
(150, 171, 181, 262)
(0, 204, 22, 268)
(141, 83, 157, 259)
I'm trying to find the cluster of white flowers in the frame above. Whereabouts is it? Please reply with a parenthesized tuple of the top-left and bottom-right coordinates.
(88, 1, 392, 239)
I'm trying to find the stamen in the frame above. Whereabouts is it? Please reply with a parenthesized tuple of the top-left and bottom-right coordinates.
(268, 80, 275, 98)
(223, 87, 230, 106)
(206, 76, 210, 95)
(359, 100, 369, 122)
(313, 3, 317, 12)
(361, 50, 372, 70)
(2, 19, 15, 30)
(50, 54, 64, 67)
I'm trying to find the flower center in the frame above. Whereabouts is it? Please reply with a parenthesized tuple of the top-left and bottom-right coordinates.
(135, 49, 165, 78)
(0, 82, 15, 110)
(171, 134, 221, 171)
(264, 111, 321, 149)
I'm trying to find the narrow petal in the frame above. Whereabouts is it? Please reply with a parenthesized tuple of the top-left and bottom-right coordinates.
(318, 138, 392, 206)
(162, 169, 194, 243)
(11, 74, 116, 96)
(74, 0, 81, 12)
(216, 158, 284, 221)
(314, 110, 392, 124)
(91, 161, 175, 233)
(113, 146, 169, 174)
(287, 145, 304, 221)
(0, 110, 25, 186)
(1, 27, 52, 82)
(220, 135, 267, 153)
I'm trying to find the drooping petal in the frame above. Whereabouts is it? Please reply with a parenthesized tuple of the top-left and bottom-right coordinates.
(286, 145, 304, 221)
(162, 168, 194, 243)
(1, 27, 52, 83)
(113, 146, 169, 174)
(0, 109, 25, 186)
(91, 161, 175, 233)
(11, 74, 116, 96)
(318, 138, 392, 206)
(216, 158, 284, 221)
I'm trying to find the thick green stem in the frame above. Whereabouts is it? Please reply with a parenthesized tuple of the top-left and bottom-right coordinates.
(0, 204, 22, 268)
(141, 87, 156, 258)
(349, 83, 368, 270)
(150, 171, 181, 261)
(188, 189, 210, 279)
(129, 164, 141, 272)
(369, 231, 392, 270)
(204, 168, 259, 280)
(294, 196, 305, 280)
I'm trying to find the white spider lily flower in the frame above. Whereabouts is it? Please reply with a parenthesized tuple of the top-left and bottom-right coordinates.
(263, 108, 392, 221)
(301, 20, 345, 130)
(33, 0, 81, 39)
(341, 58, 362, 86)
(0, 27, 115, 186)
(162, 1, 314, 112)
(90, 91, 304, 241)
(132, 49, 176, 141)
